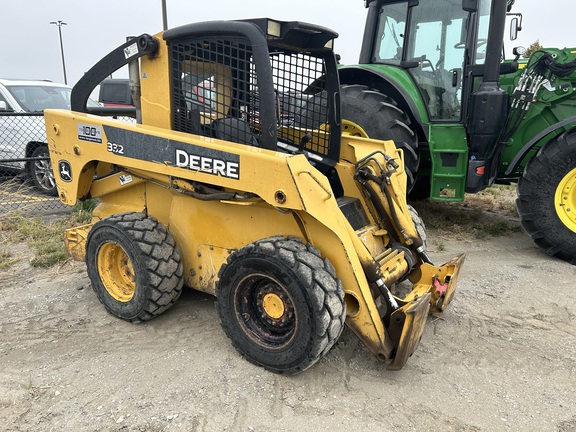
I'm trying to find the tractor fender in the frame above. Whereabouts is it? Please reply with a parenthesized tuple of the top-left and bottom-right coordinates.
(504, 115, 576, 176)
(338, 65, 428, 142)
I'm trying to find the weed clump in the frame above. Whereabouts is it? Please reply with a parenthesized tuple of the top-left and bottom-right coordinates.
(0, 199, 98, 268)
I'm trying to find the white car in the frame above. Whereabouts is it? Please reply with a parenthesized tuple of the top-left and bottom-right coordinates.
(0, 79, 98, 195)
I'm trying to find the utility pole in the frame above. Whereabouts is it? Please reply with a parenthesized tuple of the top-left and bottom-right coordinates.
(161, 0, 168, 30)
(50, 20, 68, 84)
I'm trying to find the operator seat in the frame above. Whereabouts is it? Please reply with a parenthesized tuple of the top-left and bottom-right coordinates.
(212, 117, 259, 147)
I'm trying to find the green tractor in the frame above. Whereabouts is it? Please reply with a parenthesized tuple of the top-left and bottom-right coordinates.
(336, 0, 576, 264)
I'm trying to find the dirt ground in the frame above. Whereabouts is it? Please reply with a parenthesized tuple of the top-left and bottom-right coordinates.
(1, 209, 575, 432)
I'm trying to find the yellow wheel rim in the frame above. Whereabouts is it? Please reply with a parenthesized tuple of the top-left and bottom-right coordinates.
(97, 242, 136, 302)
(262, 293, 285, 319)
(555, 167, 576, 233)
(341, 119, 369, 138)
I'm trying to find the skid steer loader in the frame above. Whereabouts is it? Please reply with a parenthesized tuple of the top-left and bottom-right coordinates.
(44, 18, 464, 374)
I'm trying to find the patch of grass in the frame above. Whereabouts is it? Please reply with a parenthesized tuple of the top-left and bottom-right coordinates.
(0, 247, 16, 270)
(464, 184, 518, 215)
(434, 240, 446, 251)
(30, 242, 70, 268)
(0, 215, 70, 268)
(475, 221, 522, 238)
(0, 199, 98, 269)
(20, 376, 50, 400)
(411, 185, 521, 242)
(72, 199, 98, 224)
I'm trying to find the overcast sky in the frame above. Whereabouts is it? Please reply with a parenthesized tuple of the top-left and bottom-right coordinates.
(1, 0, 573, 86)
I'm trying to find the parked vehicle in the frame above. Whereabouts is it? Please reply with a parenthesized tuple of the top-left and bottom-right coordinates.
(337, 0, 576, 264)
(0, 79, 98, 195)
(44, 19, 465, 373)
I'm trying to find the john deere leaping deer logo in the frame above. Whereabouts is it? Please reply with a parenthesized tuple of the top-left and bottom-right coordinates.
(58, 160, 72, 182)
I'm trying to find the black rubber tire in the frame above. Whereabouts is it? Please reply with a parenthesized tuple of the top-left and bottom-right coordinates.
(340, 84, 420, 191)
(86, 212, 184, 322)
(408, 204, 427, 250)
(28, 145, 57, 196)
(293, 91, 329, 129)
(517, 130, 576, 264)
(216, 236, 346, 374)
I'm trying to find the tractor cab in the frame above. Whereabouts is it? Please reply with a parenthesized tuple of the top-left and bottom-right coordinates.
(341, 0, 576, 264)
(364, 0, 513, 122)
(348, 0, 520, 199)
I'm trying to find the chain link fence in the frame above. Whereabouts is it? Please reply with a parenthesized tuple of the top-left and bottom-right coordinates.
(0, 111, 135, 216)
(0, 112, 65, 215)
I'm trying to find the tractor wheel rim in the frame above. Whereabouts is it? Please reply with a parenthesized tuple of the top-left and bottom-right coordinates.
(236, 274, 297, 348)
(97, 242, 136, 302)
(555, 167, 576, 234)
(341, 119, 369, 138)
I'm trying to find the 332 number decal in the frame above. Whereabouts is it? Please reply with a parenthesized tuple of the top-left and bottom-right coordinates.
(107, 142, 125, 155)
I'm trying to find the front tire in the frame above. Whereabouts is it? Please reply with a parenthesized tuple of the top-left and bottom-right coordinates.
(517, 130, 576, 264)
(340, 85, 420, 192)
(409, 204, 427, 249)
(216, 236, 346, 374)
(29, 145, 57, 196)
(86, 212, 184, 322)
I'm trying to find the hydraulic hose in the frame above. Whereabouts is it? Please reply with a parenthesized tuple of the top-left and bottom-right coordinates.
(357, 169, 432, 264)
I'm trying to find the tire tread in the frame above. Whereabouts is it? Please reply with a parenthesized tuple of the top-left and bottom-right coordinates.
(87, 212, 184, 322)
(216, 236, 346, 374)
(517, 130, 576, 264)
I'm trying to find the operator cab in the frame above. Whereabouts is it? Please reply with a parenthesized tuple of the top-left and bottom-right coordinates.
(367, 0, 501, 121)
(164, 18, 342, 175)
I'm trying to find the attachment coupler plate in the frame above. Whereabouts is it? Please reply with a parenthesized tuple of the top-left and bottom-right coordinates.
(387, 253, 466, 370)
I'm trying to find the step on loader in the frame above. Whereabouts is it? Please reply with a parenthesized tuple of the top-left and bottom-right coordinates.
(44, 18, 465, 374)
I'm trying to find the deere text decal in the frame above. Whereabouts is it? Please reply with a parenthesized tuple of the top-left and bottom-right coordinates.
(103, 126, 240, 180)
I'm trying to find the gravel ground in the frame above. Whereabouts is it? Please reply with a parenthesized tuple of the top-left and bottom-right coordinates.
(1, 211, 575, 431)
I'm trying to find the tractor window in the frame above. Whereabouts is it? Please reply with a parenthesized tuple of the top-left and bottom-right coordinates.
(406, 0, 468, 121)
(373, 2, 408, 64)
(474, 0, 493, 65)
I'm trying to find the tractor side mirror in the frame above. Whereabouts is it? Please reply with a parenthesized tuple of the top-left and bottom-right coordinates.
(509, 14, 523, 41)
(510, 17, 519, 41)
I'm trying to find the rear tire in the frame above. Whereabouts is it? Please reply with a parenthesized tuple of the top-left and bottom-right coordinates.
(216, 236, 346, 374)
(517, 130, 576, 264)
(293, 91, 328, 129)
(340, 85, 420, 192)
(29, 145, 57, 196)
(86, 212, 184, 322)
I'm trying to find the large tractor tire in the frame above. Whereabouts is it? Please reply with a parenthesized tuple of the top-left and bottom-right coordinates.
(216, 236, 346, 375)
(517, 130, 576, 264)
(293, 91, 328, 130)
(340, 84, 420, 193)
(86, 212, 184, 322)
